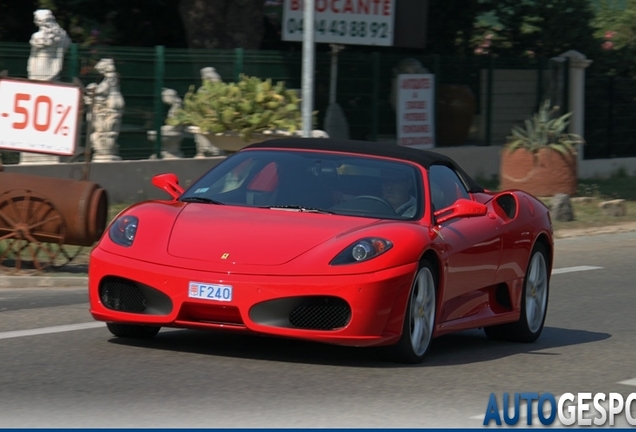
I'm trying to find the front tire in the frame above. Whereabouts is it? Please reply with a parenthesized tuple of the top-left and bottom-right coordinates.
(106, 323, 161, 339)
(392, 261, 437, 363)
(485, 243, 549, 342)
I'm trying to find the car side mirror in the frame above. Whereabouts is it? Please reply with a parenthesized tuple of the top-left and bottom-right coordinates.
(152, 173, 184, 200)
(434, 199, 487, 224)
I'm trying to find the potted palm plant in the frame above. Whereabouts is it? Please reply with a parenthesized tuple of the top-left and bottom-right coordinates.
(499, 100, 584, 196)
(168, 74, 310, 154)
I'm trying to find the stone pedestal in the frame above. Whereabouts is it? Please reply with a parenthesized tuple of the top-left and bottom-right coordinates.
(19, 153, 60, 164)
(147, 126, 184, 159)
(91, 132, 121, 162)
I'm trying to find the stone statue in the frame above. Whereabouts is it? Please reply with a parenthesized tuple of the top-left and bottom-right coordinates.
(20, 9, 72, 164)
(201, 67, 222, 83)
(163, 88, 183, 120)
(27, 9, 71, 81)
(84, 58, 125, 162)
(193, 67, 222, 157)
(147, 88, 184, 159)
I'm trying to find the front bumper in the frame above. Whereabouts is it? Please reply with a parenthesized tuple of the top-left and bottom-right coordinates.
(89, 248, 418, 347)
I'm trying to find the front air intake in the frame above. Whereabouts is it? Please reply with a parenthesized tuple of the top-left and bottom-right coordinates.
(99, 277, 147, 312)
(289, 296, 351, 330)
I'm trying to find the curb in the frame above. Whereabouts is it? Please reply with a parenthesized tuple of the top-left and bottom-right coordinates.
(552, 221, 636, 239)
(0, 275, 88, 288)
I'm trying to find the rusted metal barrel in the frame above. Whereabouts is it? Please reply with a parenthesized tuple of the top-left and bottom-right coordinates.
(0, 172, 108, 247)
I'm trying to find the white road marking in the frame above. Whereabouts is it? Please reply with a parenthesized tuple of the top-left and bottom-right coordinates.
(617, 378, 636, 386)
(0, 322, 104, 340)
(552, 266, 603, 275)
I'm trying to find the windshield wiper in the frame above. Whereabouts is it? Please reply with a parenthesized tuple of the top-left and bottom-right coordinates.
(181, 197, 224, 205)
(265, 205, 334, 214)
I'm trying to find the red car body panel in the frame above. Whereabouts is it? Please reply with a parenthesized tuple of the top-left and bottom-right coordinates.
(88, 139, 553, 349)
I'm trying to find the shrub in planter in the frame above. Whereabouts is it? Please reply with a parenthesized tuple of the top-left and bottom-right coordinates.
(167, 74, 307, 141)
(499, 100, 584, 197)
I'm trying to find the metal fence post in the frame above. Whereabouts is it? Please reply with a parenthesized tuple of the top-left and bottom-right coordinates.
(607, 76, 614, 158)
(562, 57, 570, 114)
(536, 57, 544, 109)
(485, 56, 494, 147)
(68, 43, 79, 80)
(154, 45, 165, 159)
(432, 54, 441, 147)
(234, 48, 244, 81)
(371, 51, 380, 142)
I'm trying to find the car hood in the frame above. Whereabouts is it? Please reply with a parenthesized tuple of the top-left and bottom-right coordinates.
(167, 205, 376, 266)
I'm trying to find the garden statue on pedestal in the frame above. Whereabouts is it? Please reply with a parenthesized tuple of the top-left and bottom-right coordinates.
(20, 9, 71, 165)
(147, 88, 185, 159)
(192, 67, 223, 157)
(84, 58, 125, 162)
(27, 9, 71, 81)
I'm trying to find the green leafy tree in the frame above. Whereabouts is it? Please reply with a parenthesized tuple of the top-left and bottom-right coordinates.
(0, 0, 265, 49)
(470, 0, 600, 58)
(588, 0, 636, 76)
(591, 0, 635, 50)
(426, 0, 492, 56)
(178, 0, 265, 49)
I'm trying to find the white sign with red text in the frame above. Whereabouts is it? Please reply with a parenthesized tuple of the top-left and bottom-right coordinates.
(0, 78, 81, 155)
(396, 74, 435, 148)
(282, 0, 394, 46)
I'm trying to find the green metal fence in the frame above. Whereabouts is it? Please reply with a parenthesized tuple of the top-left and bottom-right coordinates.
(0, 42, 580, 163)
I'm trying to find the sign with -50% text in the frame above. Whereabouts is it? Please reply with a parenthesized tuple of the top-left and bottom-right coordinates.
(282, 0, 394, 46)
(0, 78, 81, 156)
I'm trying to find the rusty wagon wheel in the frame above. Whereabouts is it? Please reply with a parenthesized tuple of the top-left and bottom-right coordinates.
(0, 189, 81, 272)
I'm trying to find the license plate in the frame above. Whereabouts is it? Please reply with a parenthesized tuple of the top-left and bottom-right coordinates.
(188, 281, 233, 302)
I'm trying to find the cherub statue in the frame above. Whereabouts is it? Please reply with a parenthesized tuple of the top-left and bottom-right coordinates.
(162, 88, 183, 120)
(84, 58, 125, 161)
(201, 67, 222, 84)
(27, 9, 71, 81)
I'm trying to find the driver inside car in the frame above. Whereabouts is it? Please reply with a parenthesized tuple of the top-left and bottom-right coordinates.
(381, 169, 417, 217)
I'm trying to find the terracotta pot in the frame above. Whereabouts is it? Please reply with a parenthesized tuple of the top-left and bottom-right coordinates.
(499, 147, 577, 197)
(436, 85, 476, 147)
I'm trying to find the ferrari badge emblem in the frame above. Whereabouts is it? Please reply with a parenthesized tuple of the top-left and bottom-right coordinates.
(221, 253, 230, 259)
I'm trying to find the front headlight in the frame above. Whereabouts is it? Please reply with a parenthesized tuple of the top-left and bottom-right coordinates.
(330, 237, 393, 265)
(109, 215, 138, 247)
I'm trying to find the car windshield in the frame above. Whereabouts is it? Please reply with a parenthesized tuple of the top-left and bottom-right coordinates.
(181, 149, 423, 220)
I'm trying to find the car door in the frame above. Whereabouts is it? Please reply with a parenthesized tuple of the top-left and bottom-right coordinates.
(428, 164, 503, 322)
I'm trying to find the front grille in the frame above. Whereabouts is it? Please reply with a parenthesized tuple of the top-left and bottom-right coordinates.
(99, 278, 146, 312)
(289, 296, 351, 330)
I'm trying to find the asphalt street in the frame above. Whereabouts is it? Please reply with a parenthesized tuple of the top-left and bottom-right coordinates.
(0, 230, 634, 427)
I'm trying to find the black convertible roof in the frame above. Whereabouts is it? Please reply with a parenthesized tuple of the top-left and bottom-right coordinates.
(245, 138, 485, 193)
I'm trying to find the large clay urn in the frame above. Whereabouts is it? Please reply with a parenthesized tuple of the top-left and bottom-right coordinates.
(499, 147, 577, 197)
(436, 85, 476, 147)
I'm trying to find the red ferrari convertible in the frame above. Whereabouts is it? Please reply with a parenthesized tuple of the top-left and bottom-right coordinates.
(89, 138, 553, 363)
